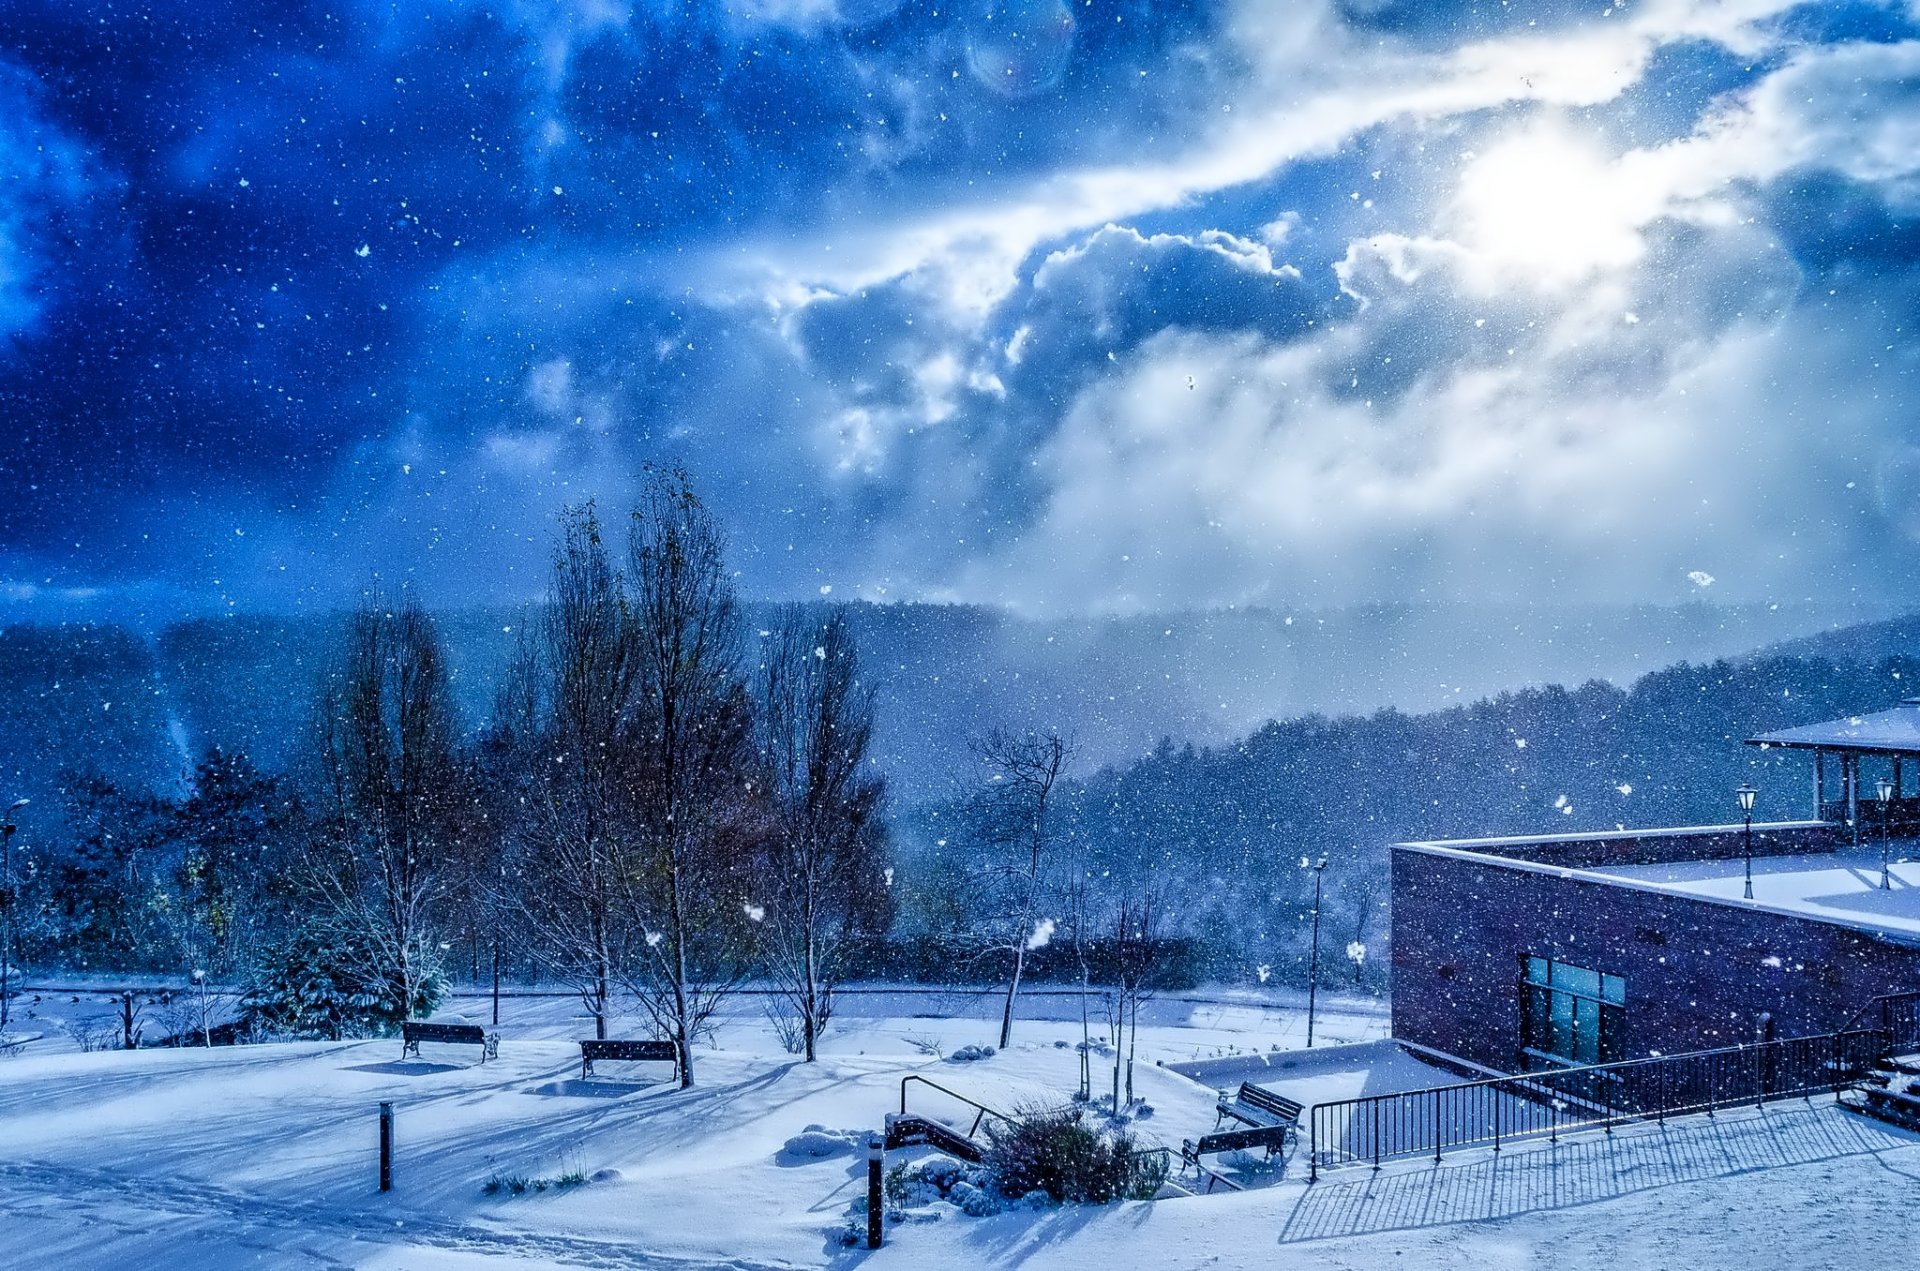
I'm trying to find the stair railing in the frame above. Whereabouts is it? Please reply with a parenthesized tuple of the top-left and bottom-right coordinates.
(898, 1074, 1019, 1139)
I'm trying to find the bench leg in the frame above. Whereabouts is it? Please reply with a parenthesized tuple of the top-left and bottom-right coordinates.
(484, 1034, 499, 1063)
(402, 1039, 418, 1061)
(582, 1059, 593, 1080)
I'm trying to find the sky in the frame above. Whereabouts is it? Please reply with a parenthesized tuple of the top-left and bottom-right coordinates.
(3, 0, 1919, 620)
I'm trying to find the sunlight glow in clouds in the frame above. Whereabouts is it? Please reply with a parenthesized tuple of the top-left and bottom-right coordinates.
(1452, 125, 1647, 285)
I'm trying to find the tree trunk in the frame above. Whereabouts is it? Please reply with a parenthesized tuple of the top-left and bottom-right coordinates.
(669, 844, 695, 1088)
(802, 911, 819, 1063)
(999, 943, 1026, 1050)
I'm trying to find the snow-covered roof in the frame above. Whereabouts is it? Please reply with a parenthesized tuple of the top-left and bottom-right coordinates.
(1748, 699, 1920, 753)
(1590, 843, 1920, 941)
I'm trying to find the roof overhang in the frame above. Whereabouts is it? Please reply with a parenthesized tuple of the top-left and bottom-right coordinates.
(1747, 698, 1920, 755)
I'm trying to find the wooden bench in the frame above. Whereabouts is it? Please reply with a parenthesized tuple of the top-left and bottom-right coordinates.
(1189, 1082, 1303, 1159)
(400, 1020, 498, 1063)
(579, 1038, 680, 1082)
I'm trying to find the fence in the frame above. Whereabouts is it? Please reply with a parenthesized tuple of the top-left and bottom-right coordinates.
(1307, 1024, 1897, 1180)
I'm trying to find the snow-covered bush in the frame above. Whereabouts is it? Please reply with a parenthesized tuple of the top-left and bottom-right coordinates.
(884, 1154, 995, 1213)
(781, 1125, 867, 1159)
(981, 1105, 1168, 1204)
(947, 1043, 995, 1063)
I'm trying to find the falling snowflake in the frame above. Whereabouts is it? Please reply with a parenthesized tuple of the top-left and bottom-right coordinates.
(743, 902, 765, 922)
(1687, 570, 1715, 588)
(1515, 738, 1528, 750)
(1616, 783, 1634, 796)
(1025, 917, 1056, 951)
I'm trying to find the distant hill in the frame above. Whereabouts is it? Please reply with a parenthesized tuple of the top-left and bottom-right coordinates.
(0, 599, 1897, 851)
(1750, 612, 1920, 665)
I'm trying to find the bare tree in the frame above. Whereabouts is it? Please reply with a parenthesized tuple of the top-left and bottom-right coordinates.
(515, 510, 639, 1041)
(966, 728, 1072, 1050)
(616, 469, 758, 1087)
(309, 596, 466, 1022)
(754, 606, 889, 1061)
(1110, 887, 1164, 1112)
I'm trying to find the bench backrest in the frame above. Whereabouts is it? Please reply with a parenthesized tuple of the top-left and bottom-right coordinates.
(1237, 1083, 1304, 1121)
(404, 1021, 487, 1044)
(581, 1039, 678, 1062)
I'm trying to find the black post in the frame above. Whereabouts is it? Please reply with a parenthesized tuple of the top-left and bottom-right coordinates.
(491, 942, 501, 1027)
(866, 1135, 883, 1249)
(1883, 801, 1893, 892)
(1306, 857, 1327, 1049)
(379, 1101, 394, 1193)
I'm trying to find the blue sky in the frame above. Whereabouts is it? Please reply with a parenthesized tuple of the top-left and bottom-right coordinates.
(3, 0, 1919, 617)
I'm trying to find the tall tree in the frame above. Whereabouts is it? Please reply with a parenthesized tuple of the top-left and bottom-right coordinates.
(755, 606, 890, 1061)
(170, 748, 299, 986)
(516, 512, 638, 1040)
(309, 596, 466, 1022)
(618, 469, 758, 1088)
(967, 728, 1072, 1050)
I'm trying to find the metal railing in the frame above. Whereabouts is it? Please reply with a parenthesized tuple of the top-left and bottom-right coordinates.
(1839, 990, 1920, 1054)
(898, 1074, 1020, 1139)
(1307, 1026, 1891, 1180)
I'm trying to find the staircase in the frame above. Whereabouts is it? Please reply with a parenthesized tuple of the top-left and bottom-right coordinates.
(1839, 1054, 1920, 1132)
(1836, 991, 1920, 1132)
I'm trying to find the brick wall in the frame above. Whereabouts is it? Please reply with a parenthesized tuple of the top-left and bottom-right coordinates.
(1390, 844, 1920, 1072)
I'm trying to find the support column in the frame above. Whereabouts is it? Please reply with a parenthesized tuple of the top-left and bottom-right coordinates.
(1847, 753, 1860, 843)
(1815, 749, 1826, 820)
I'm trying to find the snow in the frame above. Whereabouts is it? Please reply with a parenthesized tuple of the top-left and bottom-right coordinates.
(0, 987, 1915, 1268)
(1594, 842, 1920, 939)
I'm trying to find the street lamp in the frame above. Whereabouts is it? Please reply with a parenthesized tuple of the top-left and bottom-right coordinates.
(1736, 786, 1758, 900)
(1, 798, 27, 1038)
(1304, 855, 1329, 1048)
(1877, 777, 1895, 891)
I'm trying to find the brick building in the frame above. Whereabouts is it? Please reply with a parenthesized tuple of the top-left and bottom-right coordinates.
(1390, 702, 1920, 1074)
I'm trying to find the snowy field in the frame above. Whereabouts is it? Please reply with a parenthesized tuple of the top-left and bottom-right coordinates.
(0, 986, 1916, 1269)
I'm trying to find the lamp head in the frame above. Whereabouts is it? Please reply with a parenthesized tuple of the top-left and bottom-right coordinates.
(1735, 785, 1758, 815)
(1878, 778, 1895, 805)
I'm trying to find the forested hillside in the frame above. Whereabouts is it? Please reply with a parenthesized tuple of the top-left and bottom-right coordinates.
(896, 652, 1920, 991)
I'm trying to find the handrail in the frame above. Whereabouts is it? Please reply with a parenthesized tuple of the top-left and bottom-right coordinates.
(1307, 1024, 1892, 1180)
(898, 1074, 1019, 1139)
(1837, 989, 1920, 1037)
(1171, 1143, 1246, 1194)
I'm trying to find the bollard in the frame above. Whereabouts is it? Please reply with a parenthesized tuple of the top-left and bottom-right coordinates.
(379, 1101, 394, 1193)
(866, 1134, 884, 1250)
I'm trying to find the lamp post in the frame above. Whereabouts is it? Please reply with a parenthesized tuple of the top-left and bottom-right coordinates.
(1304, 855, 1328, 1049)
(1, 798, 27, 1037)
(1736, 786, 1758, 900)
(1877, 777, 1895, 891)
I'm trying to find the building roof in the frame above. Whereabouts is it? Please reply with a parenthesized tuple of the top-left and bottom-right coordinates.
(1591, 844, 1920, 941)
(1747, 699, 1920, 754)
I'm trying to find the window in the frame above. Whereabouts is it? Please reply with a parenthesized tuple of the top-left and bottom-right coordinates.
(1520, 955, 1625, 1068)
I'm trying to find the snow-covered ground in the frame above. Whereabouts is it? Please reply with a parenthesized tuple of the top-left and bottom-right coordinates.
(0, 986, 1915, 1269)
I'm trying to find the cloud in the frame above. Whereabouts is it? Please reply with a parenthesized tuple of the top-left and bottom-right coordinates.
(4, 0, 1920, 622)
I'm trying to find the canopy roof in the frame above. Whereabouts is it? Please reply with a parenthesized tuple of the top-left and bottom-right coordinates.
(1748, 699, 1920, 754)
